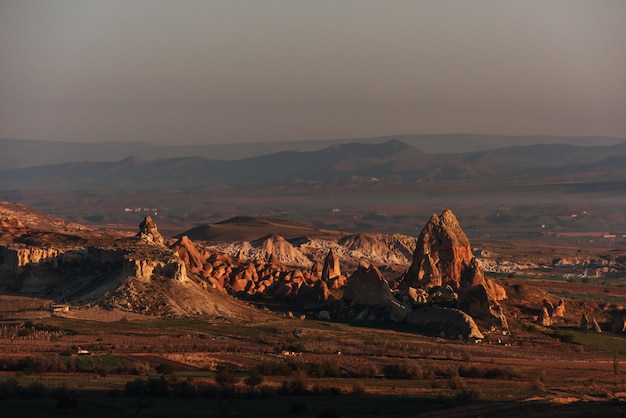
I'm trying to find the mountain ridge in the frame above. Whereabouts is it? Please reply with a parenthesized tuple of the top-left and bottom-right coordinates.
(2, 134, 625, 170)
(2, 139, 626, 191)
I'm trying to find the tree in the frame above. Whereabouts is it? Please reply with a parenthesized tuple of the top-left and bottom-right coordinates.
(244, 370, 264, 390)
(215, 363, 240, 386)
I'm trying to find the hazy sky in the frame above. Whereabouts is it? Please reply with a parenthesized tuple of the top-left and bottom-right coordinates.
(1, 0, 625, 144)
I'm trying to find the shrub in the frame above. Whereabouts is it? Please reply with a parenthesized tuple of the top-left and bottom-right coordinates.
(215, 366, 240, 386)
(244, 370, 264, 388)
(155, 362, 175, 375)
(455, 387, 482, 403)
(448, 376, 466, 390)
(351, 382, 366, 395)
(531, 378, 545, 392)
(383, 363, 423, 379)
(356, 366, 377, 378)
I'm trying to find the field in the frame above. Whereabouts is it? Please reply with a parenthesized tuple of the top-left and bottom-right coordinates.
(2, 289, 626, 417)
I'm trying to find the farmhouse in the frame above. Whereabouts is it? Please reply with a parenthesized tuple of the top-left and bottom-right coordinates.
(50, 304, 70, 313)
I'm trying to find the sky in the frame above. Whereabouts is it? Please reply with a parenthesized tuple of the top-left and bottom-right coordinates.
(0, 0, 625, 145)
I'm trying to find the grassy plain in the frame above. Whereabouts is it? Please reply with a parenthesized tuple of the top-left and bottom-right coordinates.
(2, 294, 626, 417)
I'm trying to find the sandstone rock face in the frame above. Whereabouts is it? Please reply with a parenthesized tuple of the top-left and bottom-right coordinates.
(542, 298, 565, 320)
(401, 209, 482, 290)
(405, 305, 484, 340)
(457, 283, 508, 328)
(343, 265, 393, 306)
(553, 299, 566, 318)
(593, 318, 602, 333)
(538, 307, 552, 326)
(397, 209, 507, 330)
(256, 234, 312, 267)
(321, 250, 341, 281)
(337, 233, 414, 266)
(136, 216, 164, 246)
(171, 236, 205, 273)
(321, 249, 346, 289)
(0, 246, 62, 271)
(122, 255, 189, 283)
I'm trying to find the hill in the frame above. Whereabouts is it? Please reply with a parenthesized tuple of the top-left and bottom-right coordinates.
(2, 139, 626, 191)
(2, 134, 624, 169)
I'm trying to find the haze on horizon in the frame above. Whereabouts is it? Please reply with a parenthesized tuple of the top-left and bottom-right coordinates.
(0, 0, 625, 146)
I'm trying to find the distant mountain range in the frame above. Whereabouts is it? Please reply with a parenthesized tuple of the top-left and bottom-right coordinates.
(1, 134, 624, 169)
(2, 138, 626, 191)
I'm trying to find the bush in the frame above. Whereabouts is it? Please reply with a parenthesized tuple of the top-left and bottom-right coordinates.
(351, 382, 366, 395)
(455, 387, 482, 403)
(244, 370, 264, 388)
(458, 365, 519, 380)
(383, 363, 423, 379)
(256, 360, 294, 376)
(356, 366, 377, 378)
(531, 378, 545, 392)
(215, 363, 240, 386)
(448, 376, 466, 390)
(155, 362, 175, 375)
(308, 362, 341, 378)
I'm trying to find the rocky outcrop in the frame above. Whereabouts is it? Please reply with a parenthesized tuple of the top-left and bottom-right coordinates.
(295, 280, 332, 306)
(136, 216, 165, 246)
(0, 246, 62, 271)
(457, 283, 508, 328)
(542, 299, 565, 321)
(171, 236, 205, 273)
(337, 233, 414, 265)
(538, 307, 552, 326)
(553, 299, 566, 318)
(593, 317, 602, 333)
(400, 209, 479, 290)
(121, 254, 189, 283)
(255, 234, 312, 267)
(343, 265, 393, 306)
(583, 315, 602, 333)
(396, 209, 507, 330)
(405, 305, 484, 340)
(321, 250, 346, 289)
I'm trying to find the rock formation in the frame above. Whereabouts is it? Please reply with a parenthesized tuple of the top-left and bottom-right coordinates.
(538, 307, 552, 327)
(553, 299, 566, 318)
(321, 250, 346, 289)
(171, 236, 205, 273)
(136, 216, 164, 246)
(400, 209, 480, 290)
(255, 234, 312, 267)
(397, 209, 507, 329)
(593, 318, 602, 333)
(343, 265, 393, 306)
(405, 305, 484, 340)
